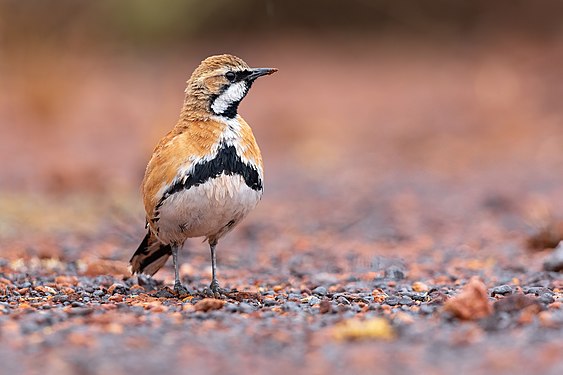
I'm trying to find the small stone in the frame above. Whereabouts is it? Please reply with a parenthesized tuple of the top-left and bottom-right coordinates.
(263, 299, 276, 307)
(34, 285, 57, 295)
(273, 285, 284, 292)
(53, 295, 69, 303)
(282, 301, 300, 312)
(224, 302, 239, 312)
(372, 289, 388, 303)
(443, 277, 493, 320)
(238, 302, 254, 313)
(312, 286, 327, 296)
(194, 298, 225, 312)
(538, 293, 555, 305)
(308, 296, 321, 306)
(491, 285, 513, 296)
(412, 281, 429, 293)
(384, 296, 400, 306)
(109, 295, 124, 302)
(543, 241, 563, 272)
(71, 301, 85, 308)
(107, 283, 128, 295)
(384, 266, 405, 280)
(525, 287, 546, 295)
(337, 296, 350, 305)
(129, 285, 145, 294)
(319, 300, 332, 314)
(419, 304, 435, 314)
(398, 296, 413, 306)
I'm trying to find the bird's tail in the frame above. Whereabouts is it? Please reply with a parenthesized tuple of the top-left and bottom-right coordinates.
(129, 230, 172, 276)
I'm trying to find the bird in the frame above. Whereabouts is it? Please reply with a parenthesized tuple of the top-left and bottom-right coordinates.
(129, 54, 277, 297)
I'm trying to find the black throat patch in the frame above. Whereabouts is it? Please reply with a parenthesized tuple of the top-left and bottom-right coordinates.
(157, 143, 262, 207)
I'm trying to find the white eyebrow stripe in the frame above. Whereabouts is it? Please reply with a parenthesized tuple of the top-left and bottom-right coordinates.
(211, 81, 248, 115)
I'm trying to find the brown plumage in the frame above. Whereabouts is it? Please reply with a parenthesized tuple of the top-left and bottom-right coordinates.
(129, 54, 276, 297)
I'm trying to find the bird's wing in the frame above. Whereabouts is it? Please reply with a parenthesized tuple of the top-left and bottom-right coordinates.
(141, 120, 225, 223)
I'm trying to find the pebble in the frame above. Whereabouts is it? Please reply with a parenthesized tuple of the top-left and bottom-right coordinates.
(491, 285, 513, 296)
(224, 303, 239, 313)
(238, 303, 254, 314)
(312, 286, 327, 296)
(398, 296, 413, 306)
(543, 242, 563, 272)
(282, 302, 300, 312)
(384, 296, 400, 306)
(308, 296, 321, 306)
(419, 304, 435, 315)
(525, 287, 551, 296)
(263, 299, 276, 307)
(384, 266, 405, 280)
(539, 293, 555, 305)
(319, 300, 331, 314)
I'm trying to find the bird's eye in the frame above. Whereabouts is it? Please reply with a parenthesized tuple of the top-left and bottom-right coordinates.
(225, 71, 236, 82)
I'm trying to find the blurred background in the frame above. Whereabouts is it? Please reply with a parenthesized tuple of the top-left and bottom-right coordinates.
(1, 0, 562, 266)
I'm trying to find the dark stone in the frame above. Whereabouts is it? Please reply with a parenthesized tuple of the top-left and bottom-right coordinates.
(384, 266, 405, 280)
(336, 296, 350, 305)
(398, 296, 414, 306)
(543, 242, 563, 272)
(384, 296, 400, 306)
(263, 299, 276, 307)
(282, 302, 300, 312)
(491, 285, 513, 296)
(238, 302, 254, 313)
(312, 286, 327, 296)
(308, 296, 321, 306)
(494, 294, 543, 314)
(538, 293, 555, 305)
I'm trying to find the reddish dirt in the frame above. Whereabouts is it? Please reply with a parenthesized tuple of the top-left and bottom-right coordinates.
(0, 36, 562, 375)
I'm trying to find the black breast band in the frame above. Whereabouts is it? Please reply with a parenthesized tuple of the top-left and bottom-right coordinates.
(157, 143, 262, 208)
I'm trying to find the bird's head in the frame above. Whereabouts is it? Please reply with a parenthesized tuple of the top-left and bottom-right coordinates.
(183, 54, 277, 120)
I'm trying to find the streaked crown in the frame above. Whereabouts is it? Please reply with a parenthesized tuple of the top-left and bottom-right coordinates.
(182, 54, 277, 120)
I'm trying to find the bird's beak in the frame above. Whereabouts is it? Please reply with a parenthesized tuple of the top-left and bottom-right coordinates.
(247, 68, 278, 81)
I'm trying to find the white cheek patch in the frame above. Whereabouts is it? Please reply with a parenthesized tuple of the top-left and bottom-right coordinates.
(211, 81, 247, 115)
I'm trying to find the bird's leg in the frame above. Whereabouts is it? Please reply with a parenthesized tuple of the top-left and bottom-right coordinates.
(171, 245, 188, 296)
(206, 240, 225, 298)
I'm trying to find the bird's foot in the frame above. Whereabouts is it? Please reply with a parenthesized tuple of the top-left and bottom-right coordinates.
(204, 279, 228, 298)
(173, 281, 190, 297)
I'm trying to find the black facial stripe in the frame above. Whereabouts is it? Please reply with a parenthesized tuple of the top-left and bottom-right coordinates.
(234, 70, 252, 82)
(158, 143, 262, 206)
(219, 100, 239, 119)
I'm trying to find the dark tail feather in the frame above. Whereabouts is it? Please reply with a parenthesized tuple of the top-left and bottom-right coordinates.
(129, 231, 172, 276)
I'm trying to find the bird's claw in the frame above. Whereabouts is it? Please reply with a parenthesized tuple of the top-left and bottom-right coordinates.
(174, 282, 189, 297)
(204, 280, 227, 298)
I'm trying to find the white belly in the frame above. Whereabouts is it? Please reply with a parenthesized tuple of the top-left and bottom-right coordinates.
(156, 173, 262, 244)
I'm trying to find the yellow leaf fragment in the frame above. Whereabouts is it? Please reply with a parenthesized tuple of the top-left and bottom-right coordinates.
(332, 318, 395, 341)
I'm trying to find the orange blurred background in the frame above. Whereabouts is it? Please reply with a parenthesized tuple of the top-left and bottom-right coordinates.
(1, 0, 562, 244)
